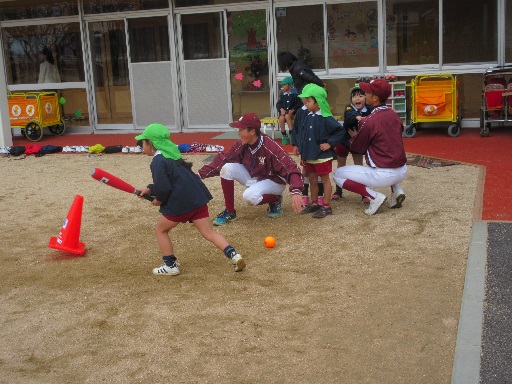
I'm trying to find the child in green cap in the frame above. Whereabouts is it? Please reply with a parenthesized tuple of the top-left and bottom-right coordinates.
(296, 84, 345, 218)
(135, 123, 245, 276)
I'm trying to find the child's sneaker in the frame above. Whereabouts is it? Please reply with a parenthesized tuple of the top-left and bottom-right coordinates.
(213, 209, 237, 226)
(312, 205, 333, 218)
(281, 134, 288, 145)
(231, 254, 246, 272)
(301, 203, 321, 214)
(153, 262, 180, 276)
(317, 196, 324, 206)
(301, 196, 310, 205)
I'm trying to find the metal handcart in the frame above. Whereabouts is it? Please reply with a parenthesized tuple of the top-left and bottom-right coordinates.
(403, 73, 460, 138)
(480, 65, 512, 137)
(8, 91, 65, 142)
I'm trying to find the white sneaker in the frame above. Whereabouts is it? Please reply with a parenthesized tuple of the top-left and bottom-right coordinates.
(153, 262, 180, 276)
(231, 254, 246, 272)
(364, 192, 387, 215)
(389, 186, 406, 209)
(133, 146, 143, 153)
(122, 146, 129, 153)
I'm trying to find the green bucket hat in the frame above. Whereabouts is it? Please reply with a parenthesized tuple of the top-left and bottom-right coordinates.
(135, 123, 182, 160)
(298, 83, 332, 118)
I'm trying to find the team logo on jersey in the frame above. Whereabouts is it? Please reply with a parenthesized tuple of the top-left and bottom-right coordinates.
(346, 106, 353, 111)
(258, 156, 266, 165)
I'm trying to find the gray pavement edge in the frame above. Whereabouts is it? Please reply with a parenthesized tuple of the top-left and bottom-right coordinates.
(451, 221, 487, 383)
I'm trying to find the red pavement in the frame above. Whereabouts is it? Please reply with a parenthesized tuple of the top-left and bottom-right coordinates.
(11, 126, 512, 221)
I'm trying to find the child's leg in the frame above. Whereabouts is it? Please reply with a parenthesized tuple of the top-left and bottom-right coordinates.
(153, 216, 181, 275)
(193, 217, 245, 271)
(309, 171, 319, 203)
(320, 173, 332, 205)
(279, 115, 286, 133)
(193, 217, 229, 250)
(284, 114, 293, 135)
(155, 216, 180, 256)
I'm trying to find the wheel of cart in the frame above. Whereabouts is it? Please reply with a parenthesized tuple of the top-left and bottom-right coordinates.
(7, 91, 65, 142)
(48, 118, 66, 136)
(480, 65, 512, 137)
(405, 73, 460, 138)
(23, 120, 44, 141)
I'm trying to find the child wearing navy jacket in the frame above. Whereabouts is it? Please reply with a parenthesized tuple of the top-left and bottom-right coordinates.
(296, 84, 345, 218)
(276, 77, 302, 144)
(136, 123, 245, 276)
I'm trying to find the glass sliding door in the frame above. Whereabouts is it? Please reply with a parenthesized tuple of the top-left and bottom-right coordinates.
(178, 11, 232, 130)
(89, 20, 133, 127)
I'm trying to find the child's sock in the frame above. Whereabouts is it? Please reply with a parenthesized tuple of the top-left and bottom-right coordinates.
(163, 255, 177, 266)
(223, 245, 237, 259)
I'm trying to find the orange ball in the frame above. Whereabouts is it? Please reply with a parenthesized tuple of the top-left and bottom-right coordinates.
(264, 236, 276, 248)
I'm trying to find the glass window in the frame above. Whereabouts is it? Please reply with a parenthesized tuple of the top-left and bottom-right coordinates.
(386, 0, 438, 65)
(0, 1, 78, 21)
(327, 2, 378, 69)
(276, 5, 325, 71)
(506, 1, 512, 63)
(2, 23, 85, 84)
(443, 0, 497, 64)
(128, 17, 170, 63)
(181, 13, 224, 60)
(228, 10, 269, 119)
(175, 0, 264, 6)
(83, 0, 168, 14)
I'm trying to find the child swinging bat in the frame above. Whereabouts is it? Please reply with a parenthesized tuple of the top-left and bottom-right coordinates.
(134, 123, 245, 276)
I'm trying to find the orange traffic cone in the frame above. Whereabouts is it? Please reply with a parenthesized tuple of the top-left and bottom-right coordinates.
(48, 195, 86, 255)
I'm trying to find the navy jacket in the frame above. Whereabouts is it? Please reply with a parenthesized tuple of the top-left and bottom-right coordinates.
(148, 153, 212, 216)
(276, 92, 302, 113)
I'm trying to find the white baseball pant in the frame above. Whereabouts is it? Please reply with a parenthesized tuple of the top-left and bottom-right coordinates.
(220, 163, 286, 205)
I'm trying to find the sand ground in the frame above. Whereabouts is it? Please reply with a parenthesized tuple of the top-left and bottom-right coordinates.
(0, 153, 480, 383)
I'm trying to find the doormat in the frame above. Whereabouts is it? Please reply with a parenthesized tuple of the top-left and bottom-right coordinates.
(406, 154, 459, 168)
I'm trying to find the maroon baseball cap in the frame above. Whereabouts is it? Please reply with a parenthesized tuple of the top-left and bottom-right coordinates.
(230, 113, 261, 130)
(359, 79, 392, 100)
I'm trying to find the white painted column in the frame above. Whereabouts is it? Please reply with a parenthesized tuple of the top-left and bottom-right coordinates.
(0, 46, 13, 147)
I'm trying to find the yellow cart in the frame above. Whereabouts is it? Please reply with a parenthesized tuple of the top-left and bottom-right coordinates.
(8, 91, 65, 142)
(403, 73, 460, 138)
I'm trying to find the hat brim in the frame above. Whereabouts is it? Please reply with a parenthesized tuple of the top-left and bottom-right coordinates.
(230, 121, 248, 129)
(134, 133, 147, 141)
